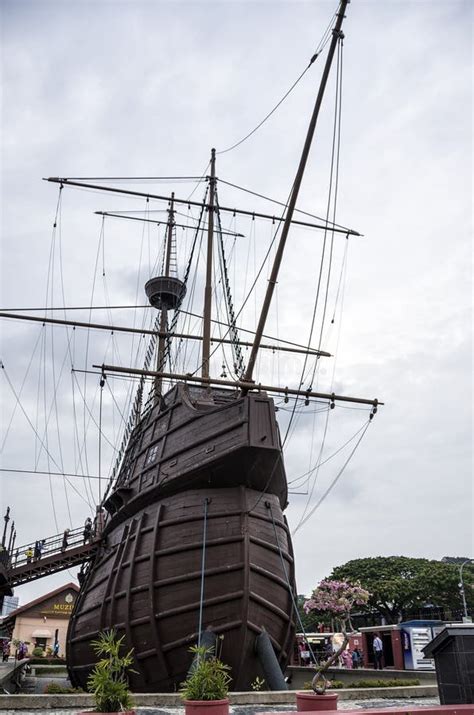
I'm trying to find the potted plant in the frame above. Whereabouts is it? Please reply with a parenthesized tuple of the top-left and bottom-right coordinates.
(79, 629, 136, 715)
(180, 644, 231, 715)
(296, 579, 370, 711)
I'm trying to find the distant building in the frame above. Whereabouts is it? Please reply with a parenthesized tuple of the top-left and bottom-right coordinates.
(0, 595, 19, 617)
(2, 582, 79, 658)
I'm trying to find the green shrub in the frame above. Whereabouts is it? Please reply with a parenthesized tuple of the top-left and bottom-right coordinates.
(35, 666, 67, 675)
(43, 682, 83, 694)
(301, 678, 421, 690)
(180, 645, 231, 701)
(32, 647, 44, 657)
(347, 678, 420, 688)
(87, 629, 135, 713)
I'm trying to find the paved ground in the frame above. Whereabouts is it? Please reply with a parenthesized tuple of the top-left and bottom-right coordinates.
(0, 698, 442, 714)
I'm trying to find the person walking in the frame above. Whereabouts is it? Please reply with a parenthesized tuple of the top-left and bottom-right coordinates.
(25, 547, 33, 563)
(61, 529, 70, 552)
(2, 640, 10, 662)
(373, 633, 383, 670)
(342, 648, 353, 669)
(83, 517, 93, 544)
(352, 647, 362, 669)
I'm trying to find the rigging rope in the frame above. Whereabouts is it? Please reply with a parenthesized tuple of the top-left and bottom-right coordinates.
(189, 186, 294, 378)
(0, 328, 43, 453)
(216, 177, 351, 232)
(267, 503, 318, 662)
(0, 361, 91, 508)
(216, 6, 338, 156)
(288, 416, 370, 488)
(160, 189, 208, 380)
(313, 37, 344, 369)
(215, 189, 245, 376)
(216, 64, 313, 156)
(292, 419, 372, 535)
(281, 36, 344, 450)
(103, 183, 207, 499)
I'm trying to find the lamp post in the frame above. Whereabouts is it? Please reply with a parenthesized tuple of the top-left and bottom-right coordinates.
(2, 507, 10, 547)
(459, 559, 473, 621)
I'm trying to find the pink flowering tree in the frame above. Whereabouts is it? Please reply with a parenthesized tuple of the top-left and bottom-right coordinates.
(304, 579, 370, 693)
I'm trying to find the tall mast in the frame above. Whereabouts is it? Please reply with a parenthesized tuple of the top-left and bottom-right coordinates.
(202, 148, 216, 380)
(154, 192, 175, 402)
(242, 0, 349, 385)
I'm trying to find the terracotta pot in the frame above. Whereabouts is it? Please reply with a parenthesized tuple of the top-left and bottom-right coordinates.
(184, 698, 230, 715)
(296, 691, 338, 711)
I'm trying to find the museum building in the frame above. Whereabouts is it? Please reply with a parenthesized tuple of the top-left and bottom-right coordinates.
(3, 582, 79, 657)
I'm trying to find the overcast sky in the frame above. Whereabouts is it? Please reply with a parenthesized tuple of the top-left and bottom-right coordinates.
(1, 0, 472, 608)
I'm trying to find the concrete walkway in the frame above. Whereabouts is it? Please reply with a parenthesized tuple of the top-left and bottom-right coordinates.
(0, 698, 442, 715)
(0, 687, 440, 714)
(0, 660, 30, 692)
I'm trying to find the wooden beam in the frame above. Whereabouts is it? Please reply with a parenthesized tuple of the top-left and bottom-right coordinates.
(93, 363, 382, 407)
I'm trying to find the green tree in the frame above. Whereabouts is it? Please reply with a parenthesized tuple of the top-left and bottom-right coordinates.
(330, 556, 474, 624)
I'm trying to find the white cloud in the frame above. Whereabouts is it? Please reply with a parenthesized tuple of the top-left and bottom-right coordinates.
(1, 0, 471, 608)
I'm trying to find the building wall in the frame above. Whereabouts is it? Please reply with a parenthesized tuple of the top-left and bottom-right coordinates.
(12, 613, 70, 658)
(10, 586, 78, 658)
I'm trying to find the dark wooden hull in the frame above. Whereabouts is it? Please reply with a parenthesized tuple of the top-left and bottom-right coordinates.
(104, 384, 288, 515)
(67, 486, 296, 692)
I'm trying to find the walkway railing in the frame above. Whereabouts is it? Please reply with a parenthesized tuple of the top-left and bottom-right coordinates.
(0, 512, 101, 591)
(7, 539, 98, 588)
(12, 526, 86, 569)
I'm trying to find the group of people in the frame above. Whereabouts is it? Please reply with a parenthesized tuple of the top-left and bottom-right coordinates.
(25, 539, 46, 562)
(298, 640, 364, 669)
(20, 510, 105, 567)
(2, 639, 62, 661)
(297, 634, 384, 670)
(62, 516, 94, 551)
(24, 516, 96, 563)
(341, 647, 364, 669)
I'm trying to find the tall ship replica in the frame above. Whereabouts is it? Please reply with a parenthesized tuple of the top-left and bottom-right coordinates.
(1, 0, 382, 693)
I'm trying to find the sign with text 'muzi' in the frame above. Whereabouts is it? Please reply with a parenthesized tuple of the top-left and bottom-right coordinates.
(40, 591, 76, 618)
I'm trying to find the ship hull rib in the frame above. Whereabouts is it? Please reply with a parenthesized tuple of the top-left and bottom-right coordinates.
(67, 486, 296, 692)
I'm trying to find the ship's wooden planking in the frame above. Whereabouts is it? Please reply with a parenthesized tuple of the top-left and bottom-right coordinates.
(105, 385, 288, 517)
(67, 486, 296, 692)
